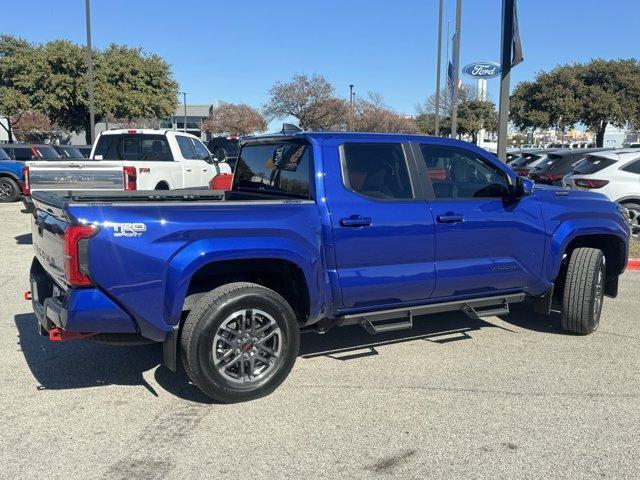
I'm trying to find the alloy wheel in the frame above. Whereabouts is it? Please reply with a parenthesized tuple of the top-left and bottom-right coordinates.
(212, 308, 282, 385)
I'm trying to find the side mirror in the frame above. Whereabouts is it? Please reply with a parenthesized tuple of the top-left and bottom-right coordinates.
(514, 176, 534, 197)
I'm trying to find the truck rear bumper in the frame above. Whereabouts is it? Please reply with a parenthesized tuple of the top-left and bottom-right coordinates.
(30, 258, 138, 335)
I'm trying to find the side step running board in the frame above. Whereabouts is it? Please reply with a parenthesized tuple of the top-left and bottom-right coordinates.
(337, 293, 525, 334)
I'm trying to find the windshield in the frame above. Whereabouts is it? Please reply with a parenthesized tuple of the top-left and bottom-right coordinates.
(58, 146, 85, 158)
(32, 145, 61, 159)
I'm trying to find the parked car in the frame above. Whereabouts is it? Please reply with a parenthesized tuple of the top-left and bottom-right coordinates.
(53, 145, 85, 159)
(207, 136, 240, 169)
(24, 129, 232, 194)
(528, 148, 611, 186)
(74, 145, 93, 158)
(0, 143, 61, 161)
(563, 148, 640, 238)
(24, 132, 631, 403)
(0, 147, 26, 202)
(508, 148, 558, 176)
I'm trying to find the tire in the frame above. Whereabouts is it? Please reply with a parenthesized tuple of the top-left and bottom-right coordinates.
(155, 182, 169, 190)
(621, 202, 640, 239)
(0, 177, 20, 203)
(180, 282, 300, 403)
(561, 247, 606, 335)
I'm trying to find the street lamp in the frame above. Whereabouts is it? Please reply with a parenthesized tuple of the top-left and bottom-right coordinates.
(85, 0, 96, 144)
(349, 84, 354, 131)
(181, 92, 187, 133)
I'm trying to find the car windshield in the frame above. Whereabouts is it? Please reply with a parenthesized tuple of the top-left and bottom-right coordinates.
(58, 146, 85, 158)
(32, 145, 61, 159)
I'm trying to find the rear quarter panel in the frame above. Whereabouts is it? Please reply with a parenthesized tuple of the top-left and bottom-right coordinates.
(68, 200, 324, 341)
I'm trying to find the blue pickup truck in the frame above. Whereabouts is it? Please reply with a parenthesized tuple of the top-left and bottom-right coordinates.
(26, 132, 631, 402)
(0, 147, 26, 202)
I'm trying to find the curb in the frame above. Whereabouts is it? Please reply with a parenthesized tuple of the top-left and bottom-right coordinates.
(628, 258, 640, 271)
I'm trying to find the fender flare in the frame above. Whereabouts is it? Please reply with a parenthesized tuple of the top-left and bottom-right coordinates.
(546, 220, 628, 283)
(163, 237, 325, 328)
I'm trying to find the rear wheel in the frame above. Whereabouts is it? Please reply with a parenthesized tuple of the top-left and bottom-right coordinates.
(621, 202, 640, 239)
(180, 282, 299, 403)
(561, 247, 606, 335)
(0, 177, 20, 203)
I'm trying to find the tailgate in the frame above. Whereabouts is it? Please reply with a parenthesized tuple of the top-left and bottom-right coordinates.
(31, 196, 69, 288)
(29, 160, 124, 191)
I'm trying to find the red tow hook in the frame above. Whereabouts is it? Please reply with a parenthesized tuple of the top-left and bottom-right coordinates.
(48, 327, 95, 342)
(24, 291, 32, 300)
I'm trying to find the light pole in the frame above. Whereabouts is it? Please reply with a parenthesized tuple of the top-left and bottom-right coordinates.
(349, 84, 354, 131)
(434, 0, 444, 136)
(450, 0, 462, 138)
(85, 0, 96, 144)
(181, 92, 187, 133)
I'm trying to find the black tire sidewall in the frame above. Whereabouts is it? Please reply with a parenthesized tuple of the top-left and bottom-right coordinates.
(190, 289, 299, 402)
(0, 177, 19, 203)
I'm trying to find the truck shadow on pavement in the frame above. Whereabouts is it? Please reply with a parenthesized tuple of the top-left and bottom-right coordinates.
(15, 233, 32, 245)
(14, 305, 566, 404)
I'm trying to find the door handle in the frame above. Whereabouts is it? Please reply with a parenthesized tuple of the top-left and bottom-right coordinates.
(339, 215, 372, 227)
(436, 213, 464, 223)
(185, 168, 192, 172)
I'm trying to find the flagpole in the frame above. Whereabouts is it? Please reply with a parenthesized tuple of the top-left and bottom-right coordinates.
(434, 0, 444, 136)
(450, 0, 462, 139)
(497, 0, 515, 161)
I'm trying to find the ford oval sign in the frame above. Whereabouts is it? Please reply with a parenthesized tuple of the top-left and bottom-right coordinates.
(462, 61, 502, 79)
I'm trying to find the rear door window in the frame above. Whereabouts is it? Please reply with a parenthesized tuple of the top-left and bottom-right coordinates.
(233, 142, 311, 198)
(341, 143, 413, 200)
(621, 159, 640, 174)
(570, 156, 615, 175)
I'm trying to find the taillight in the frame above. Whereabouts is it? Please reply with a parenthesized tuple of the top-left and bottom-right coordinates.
(22, 166, 30, 195)
(539, 174, 563, 182)
(574, 179, 609, 189)
(123, 166, 137, 190)
(209, 173, 233, 191)
(63, 225, 97, 287)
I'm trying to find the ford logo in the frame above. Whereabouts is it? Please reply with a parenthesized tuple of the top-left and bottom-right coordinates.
(462, 61, 502, 79)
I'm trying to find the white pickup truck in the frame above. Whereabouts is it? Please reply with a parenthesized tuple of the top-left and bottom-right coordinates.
(24, 129, 232, 193)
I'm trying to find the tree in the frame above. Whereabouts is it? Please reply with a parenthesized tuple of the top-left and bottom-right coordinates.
(0, 35, 36, 141)
(415, 112, 451, 136)
(201, 103, 267, 136)
(0, 35, 179, 143)
(457, 100, 498, 143)
(510, 60, 640, 146)
(12, 111, 68, 143)
(263, 73, 346, 130)
(417, 83, 479, 117)
(354, 92, 418, 133)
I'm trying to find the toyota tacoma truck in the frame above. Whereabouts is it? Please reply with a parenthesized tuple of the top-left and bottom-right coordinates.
(23, 129, 232, 194)
(25, 132, 631, 403)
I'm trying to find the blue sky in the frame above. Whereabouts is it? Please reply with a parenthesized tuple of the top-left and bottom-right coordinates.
(3, 0, 639, 120)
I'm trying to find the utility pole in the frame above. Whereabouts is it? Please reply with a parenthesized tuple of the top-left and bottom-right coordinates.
(349, 84, 354, 131)
(434, 0, 444, 136)
(450, 0, 462, 138)
(182, 92, 187, 133)
(85, 0, 96, 144)
(497, 0, 518, 161)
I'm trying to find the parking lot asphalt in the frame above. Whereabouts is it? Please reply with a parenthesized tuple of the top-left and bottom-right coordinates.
(1, 202, 638, 480)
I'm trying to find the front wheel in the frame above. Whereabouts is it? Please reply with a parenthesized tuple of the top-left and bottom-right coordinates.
(561, 247, 606, 335)
(621, 202, 640, 239)
(180, 282, 300, 403)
